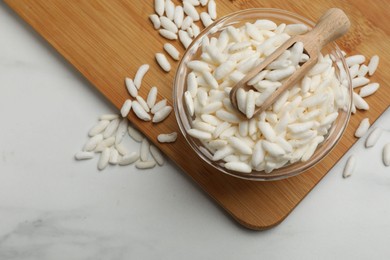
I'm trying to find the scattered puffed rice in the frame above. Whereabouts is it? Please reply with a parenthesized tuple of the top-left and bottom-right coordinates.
(352, 92, 369, 110)
(136, 95, 150, 113)
(181, 16, 193, 30)
(160, 16, 178, 33)
(98, 148, 111, 170)
(354, 118, 370, 138)
(165, 0, 175, 20)
(119, 152, 139, 166)
(149, 14, 161, 29)
(183, 1, 200, 21)
(134, 64, 149, 89)
(83, 134, 103, 152)
(116, 143, 129, 156)
(152, 106, 172, 123)
(383, 143, 390, 167)
(174, 6, 184, 28)
(150, 145, 165, 166)
(178, 30, 192, 49)
(75, 151, 94, 160)
(156, 53, 171, 72)
(154, 0, 164, 16)
(343, 155, 356, 178)
(95, 136, 115, 152)
(125, 77, 138, 98)
(163, 43, 180, 61)
(359, 83, 379, 98)
(103, 118, 120, 138)
(346, 55, 365, 67)
(136, 160, 157, 169)
(365, 127, 382, 148)
(151, 99, 167, 114)
(128, 125, 143, 142)
(200, 12, 213, 27)
(158, 132, 178, 143)
(120, 99, 132, 117)
(352, 77, 370, 88)
(89, 120, 109, 137)
(115, 118, 128, 145)
(368, 55, 379, 76)
(140, 138, 150, 161)
(147, 86, 158, 109)
(100, 114, 119, 120)
(159, 29, 178, 40)
(207, 0, 217, 20)
(109, 148, 120, 165)
(132, 101, 151, 121)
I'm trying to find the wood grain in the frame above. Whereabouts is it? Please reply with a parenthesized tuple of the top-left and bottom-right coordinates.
(5, 0, 389, 230)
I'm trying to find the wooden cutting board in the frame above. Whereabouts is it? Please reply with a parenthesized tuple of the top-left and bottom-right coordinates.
(5, 0, 389, 230)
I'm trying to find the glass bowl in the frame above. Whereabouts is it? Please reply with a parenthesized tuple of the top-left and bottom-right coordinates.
(173, 8, 352, 181)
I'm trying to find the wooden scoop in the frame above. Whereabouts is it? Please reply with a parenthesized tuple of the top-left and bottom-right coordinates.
(229, 8, 350, 117)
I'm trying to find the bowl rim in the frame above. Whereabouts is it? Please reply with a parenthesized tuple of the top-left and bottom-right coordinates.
(173, 8, 352, 181)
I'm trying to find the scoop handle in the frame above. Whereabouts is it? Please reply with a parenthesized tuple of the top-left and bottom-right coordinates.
(307, 8, 350, 49)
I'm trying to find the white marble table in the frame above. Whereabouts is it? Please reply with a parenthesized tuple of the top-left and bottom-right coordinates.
(0, 3, 389, 260)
